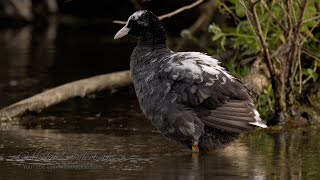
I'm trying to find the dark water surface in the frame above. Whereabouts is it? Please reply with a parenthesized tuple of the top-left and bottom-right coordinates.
(1, 19, 320, 180)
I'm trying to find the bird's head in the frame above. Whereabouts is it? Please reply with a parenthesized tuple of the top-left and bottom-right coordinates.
(114, 10, 166, 45)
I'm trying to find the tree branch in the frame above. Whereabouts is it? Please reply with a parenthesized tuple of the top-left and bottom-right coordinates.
(296, 0, 308, 31)
(173, 0, 216, 51)
(238, 0, 261, 48)
(301, 47, 320, 62)
(260, 1, 286, 32)
(0, 70, 132, 120)
(158, 0, 204, 20)
(248, 0, 275, 77)
(112, 0, 204, 24)
(302, 15, 320, 25)
(131, 0, 143, 10)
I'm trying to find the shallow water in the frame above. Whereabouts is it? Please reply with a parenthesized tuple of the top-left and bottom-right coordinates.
(2, 117, 320, 179)
(1, 18, 320, 180)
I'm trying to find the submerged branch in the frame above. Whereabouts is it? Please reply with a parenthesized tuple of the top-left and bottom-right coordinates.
(0, 70, 132, 120)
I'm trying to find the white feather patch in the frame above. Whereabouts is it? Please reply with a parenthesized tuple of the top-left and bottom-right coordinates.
(249, 109, 268, 128)
(249, 121, 268, 128)
(130, 10, 145, 21)
(170, 59, 202, 80)
(180, 59, 202, 74)
(221, 77, 227, 85)
(200, 64, 220, 75)
(170, 74, 179, 80)
(186, 52, 235, 81)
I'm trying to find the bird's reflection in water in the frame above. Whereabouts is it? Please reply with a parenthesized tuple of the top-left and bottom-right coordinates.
(144, 139, 266, 180)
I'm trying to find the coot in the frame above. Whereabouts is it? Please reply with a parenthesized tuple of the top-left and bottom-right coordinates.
(114, 11, 267, 152)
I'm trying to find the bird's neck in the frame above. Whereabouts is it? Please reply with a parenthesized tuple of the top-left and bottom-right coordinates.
(138, 25, 167, 47)
(131, 40, 171, 66)
(137, 39, 167, 48)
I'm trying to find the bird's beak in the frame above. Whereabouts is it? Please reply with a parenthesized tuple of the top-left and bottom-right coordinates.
(114, 26, 130, 39)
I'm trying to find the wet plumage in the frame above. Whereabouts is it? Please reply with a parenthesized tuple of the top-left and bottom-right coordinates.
(114, 10, 267, 151)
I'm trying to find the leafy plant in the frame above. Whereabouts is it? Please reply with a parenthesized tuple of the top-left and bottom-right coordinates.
(209, 0, 320, 121)
(258, 84, 274, 119)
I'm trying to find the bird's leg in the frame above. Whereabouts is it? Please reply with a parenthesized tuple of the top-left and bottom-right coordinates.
(192, 141, 199, 153)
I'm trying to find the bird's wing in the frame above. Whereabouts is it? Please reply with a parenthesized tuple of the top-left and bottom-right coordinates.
(160, 52, 267, 133)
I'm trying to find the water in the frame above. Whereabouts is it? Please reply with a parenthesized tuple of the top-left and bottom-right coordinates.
(1, 121, 320, 179)
(1, 18, 320, 180)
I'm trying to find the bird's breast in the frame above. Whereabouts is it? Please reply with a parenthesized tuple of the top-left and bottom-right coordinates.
(130, 64, 173, 121)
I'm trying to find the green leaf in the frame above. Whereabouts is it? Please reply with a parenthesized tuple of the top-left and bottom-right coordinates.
(259, 94, 268, 106)
(235, 1, 245, 18)
(267, 84, 273, 95)
(279, 34, 286, 44)
(208, 24, 222, 34)
(307, 68, 314, 75)
(317, 89, 320, 99)
(228, 0, 237, 5)
(220, 36, 226, 51)
(212, 33, 224, 41)
(312, 73, 318, 82)
(241, 48, 259, 57)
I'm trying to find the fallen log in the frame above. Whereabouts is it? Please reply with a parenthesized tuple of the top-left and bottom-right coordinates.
(0, 70, 132, 120)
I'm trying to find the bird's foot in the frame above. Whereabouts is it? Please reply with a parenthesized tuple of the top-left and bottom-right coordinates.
(192, 145, 199, 153)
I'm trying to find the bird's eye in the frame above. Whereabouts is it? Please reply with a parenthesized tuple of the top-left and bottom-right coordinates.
(128, 19, 146, 28)
(127, 20, 136, 28)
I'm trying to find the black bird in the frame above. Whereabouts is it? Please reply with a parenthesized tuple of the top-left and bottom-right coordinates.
(114, 11, 267, 152)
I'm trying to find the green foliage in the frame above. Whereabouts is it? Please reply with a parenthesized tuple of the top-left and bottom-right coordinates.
(208, 23, 260, 58)
(257, 84, 274, 119)
(209, 0, 320, 118)
(224, 59, 251, 78)
(296, 60, 318, 85)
